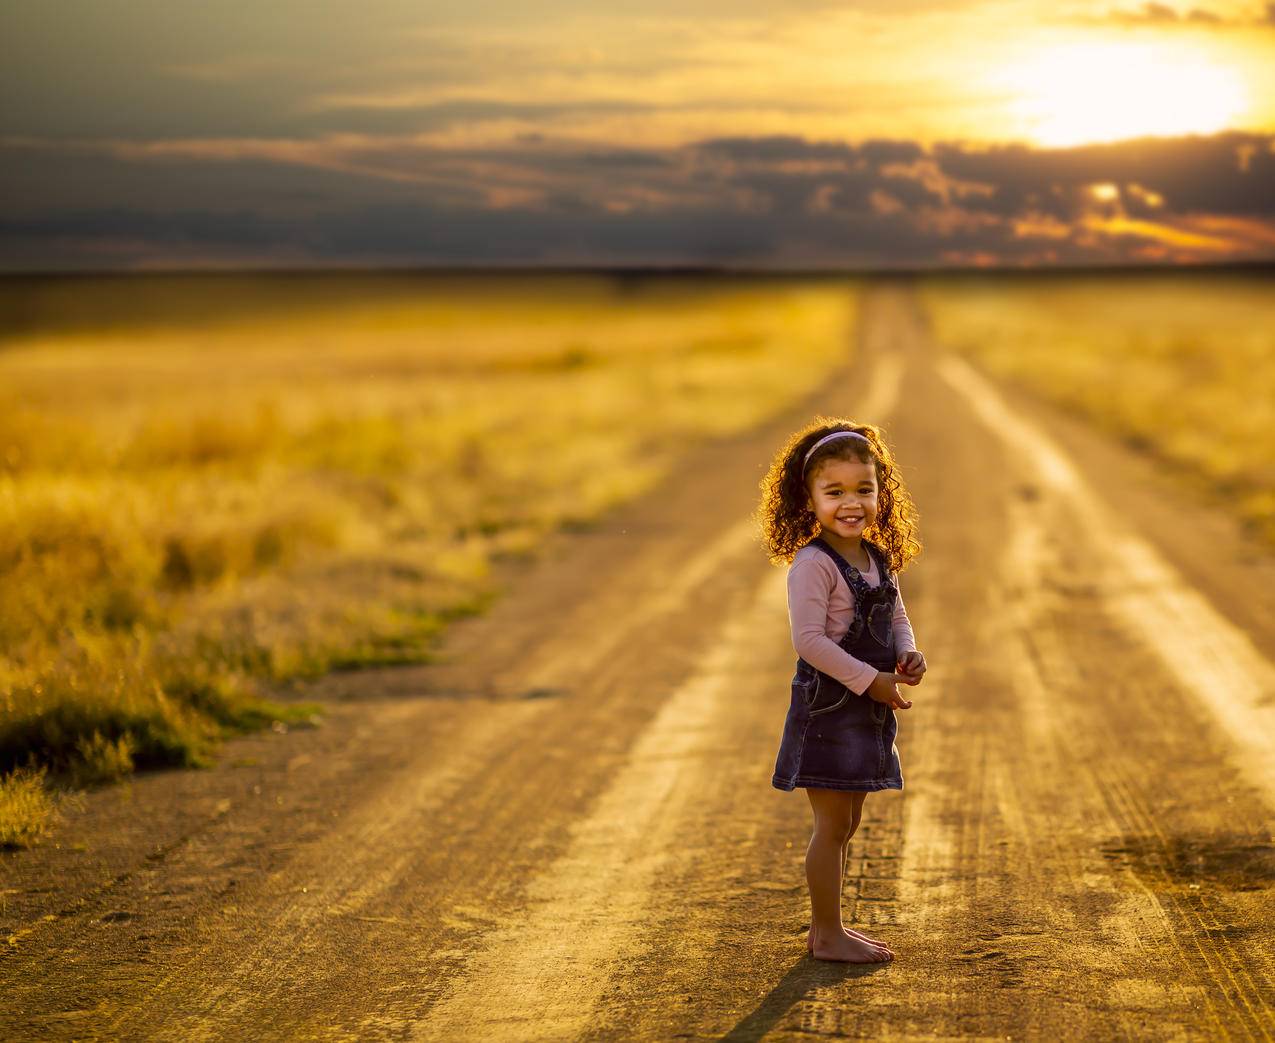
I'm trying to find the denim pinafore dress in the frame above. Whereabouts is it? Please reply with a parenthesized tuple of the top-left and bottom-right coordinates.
(771, 536, 904, 793)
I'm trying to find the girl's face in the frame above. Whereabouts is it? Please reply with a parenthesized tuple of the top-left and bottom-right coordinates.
(805, 456, 879, 541)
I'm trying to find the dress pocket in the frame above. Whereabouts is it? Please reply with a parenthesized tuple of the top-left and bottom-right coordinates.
(792, 660, 818, 707)
(792, 672, 819, 709)
(866, 600, 893, 647)
(808, 674, 850, 717)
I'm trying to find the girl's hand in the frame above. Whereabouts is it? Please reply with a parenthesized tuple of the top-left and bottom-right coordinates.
(866, 670, 913, 710)
(897, 650, 927, 685)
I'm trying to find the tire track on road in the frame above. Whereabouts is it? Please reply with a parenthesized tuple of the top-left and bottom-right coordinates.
(407, 332, 905, 1042)
(882, 313, 1275, 1039)
(937, 353, 1275, 808)
(98, 515, 768, 1041)
(411, 559, 790, 1042)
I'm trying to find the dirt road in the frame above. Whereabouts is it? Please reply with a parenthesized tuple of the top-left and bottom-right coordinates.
(3, 279, 1272, 1042)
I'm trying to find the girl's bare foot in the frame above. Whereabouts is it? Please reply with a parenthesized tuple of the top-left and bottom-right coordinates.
(807, 923, 895, 956)
(806, 922, 893, 962)
(846, 927, 894, 953)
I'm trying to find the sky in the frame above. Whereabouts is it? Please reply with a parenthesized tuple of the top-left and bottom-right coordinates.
(2, 0, 1275, 272)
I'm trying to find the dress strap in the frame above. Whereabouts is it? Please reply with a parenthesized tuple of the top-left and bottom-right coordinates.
(808, 535, 871, 575)
(808, 536, 895, 590)
(862, 539, 893, 582)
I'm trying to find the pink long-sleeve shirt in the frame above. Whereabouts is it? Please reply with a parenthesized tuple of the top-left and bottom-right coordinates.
(787, 543, 917, 696)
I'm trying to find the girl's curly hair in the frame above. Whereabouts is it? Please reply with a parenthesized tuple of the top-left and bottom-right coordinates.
(755, 415, 922, 574)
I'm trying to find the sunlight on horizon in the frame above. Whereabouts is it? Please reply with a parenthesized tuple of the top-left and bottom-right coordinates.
(993, 40, 1250, 148)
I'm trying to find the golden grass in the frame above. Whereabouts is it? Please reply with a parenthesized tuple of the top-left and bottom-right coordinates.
(1, 272, 859, 840)
(0, 764, 62, 849)
(916, 271, 1275, 545)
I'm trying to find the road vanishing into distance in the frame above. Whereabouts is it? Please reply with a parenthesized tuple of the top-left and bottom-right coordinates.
(3, 280, 1272, 1041)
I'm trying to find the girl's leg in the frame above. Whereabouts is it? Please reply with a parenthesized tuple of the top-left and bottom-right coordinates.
(804, 788, 892, 962)
(839, 793, 893, 952)
(841, 791, 867, 878)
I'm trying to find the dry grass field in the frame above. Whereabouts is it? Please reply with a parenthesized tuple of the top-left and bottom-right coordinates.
(5, 268, 1271, 851)
(0, 272, 858, 843)
(916, 269, 1275, 546)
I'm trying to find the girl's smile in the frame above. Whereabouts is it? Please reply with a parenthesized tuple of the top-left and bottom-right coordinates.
(806, 458, 879, 556)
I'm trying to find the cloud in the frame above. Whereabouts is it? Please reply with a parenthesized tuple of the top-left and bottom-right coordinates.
(1109, 3, 1221, 24)
(1097, 2, 1275, 27)
(2, 129, 1273, 271)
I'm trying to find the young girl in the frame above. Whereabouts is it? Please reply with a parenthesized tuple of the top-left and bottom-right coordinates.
(757, 418, 926, 964)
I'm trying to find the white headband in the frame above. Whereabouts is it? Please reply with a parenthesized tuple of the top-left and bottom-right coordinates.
(802, 430, 869, 474)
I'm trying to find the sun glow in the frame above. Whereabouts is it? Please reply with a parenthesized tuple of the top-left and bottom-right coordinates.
(996, 41, 1248, 148)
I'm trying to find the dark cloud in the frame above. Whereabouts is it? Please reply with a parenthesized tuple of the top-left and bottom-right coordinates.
(693, 136, 860, 163)
(857, 139, 927, 165)
(0, 207, 283, 247)
(932, 134, 1275, 219)
(572, 149, 678, 171)
(2, 130, 1274, 271)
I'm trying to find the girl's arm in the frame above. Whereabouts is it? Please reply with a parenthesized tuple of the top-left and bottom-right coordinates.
(787, 558, 880, 696)
(892, 581, 917, 655)
(893, 579, 927, 683)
